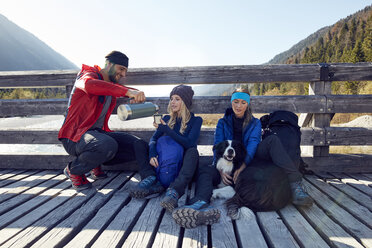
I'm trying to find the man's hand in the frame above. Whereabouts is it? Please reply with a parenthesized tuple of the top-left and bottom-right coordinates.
(233, 163, 246, 183)
(126, 89, 145, 103)
(219, 170, 233, 185)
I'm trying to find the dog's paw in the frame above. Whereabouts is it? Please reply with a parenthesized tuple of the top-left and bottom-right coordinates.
(212, 186, 235, 200)
(237, 207, 255, 221)
(212, 189, 222, 199)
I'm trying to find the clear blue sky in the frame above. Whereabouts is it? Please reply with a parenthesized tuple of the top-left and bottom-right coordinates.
(1, 0, 370, 69)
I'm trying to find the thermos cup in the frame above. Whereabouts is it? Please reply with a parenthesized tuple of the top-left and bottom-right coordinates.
(117, 102, 160, 121)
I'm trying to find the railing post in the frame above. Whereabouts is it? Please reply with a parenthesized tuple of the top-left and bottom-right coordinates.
(65, 84, 73, 98)
(308, 63, 332, 157)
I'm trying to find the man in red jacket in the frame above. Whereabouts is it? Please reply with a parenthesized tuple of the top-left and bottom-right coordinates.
(58, 51, 145, 190)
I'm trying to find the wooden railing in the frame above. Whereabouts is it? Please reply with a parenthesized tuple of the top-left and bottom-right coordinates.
(0, 63, 371, 172)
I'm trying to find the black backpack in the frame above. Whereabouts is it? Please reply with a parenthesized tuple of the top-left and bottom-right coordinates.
(260, 110, 312, 175)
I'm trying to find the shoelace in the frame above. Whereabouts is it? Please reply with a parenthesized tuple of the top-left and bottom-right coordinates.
(69, 173, 89, 186)
(293, 182, 309, 197)
(91, 167, 103, 176)
(166, 189, 178, 199)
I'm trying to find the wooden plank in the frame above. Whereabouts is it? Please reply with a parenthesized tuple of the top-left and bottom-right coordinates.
(327, 94, 372, 113)
(1, 94, 370, 117)
(0, 127, 321, 146)
(0, 70, 78, 87)
(0, 170, 40, 188)
(1, 172, 121, 248)
(64, 188, 132, 248)
(362, 173, 372, 180)
(181, 184, 209, 248)
(328, 63, 372, 81)
(331, 173, 372, 197)
(90, 179, 147, 248)
(0, 95, 329, 117)
(123, 195, 164, 247)
(210, 199, 238, 248)
(279, 205, 329, 248)
(1, 63, 371, 88)
(345, 173, 372, 186)
(302, 179, 372, 248)
(0, 175, 71, 230)
(0, 176, 72, 245)
(0, 169, 26, 182)
(256, 211, 297, 248)
(2, 126, 371, 146)
(0, 170, 58, 204)
(326, 127, 372, 145)
(0, 173, 66, 216)
(153, 186, 187, 248)
(30, 172, 131, 248)
(295, 201, 364, 248)
(0, 169, 15, 176)
(305, 175, 372, 229)
(323, 174, 372, 212)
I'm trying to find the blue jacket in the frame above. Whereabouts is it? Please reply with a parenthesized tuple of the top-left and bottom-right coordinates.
(214, 108, 261, 166)
(149, 113, 203, 158)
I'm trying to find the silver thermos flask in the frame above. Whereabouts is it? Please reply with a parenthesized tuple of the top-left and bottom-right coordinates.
(117, 102, 160, 121)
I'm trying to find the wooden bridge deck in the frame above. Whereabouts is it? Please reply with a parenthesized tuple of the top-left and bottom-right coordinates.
(0, 169, 371, 248)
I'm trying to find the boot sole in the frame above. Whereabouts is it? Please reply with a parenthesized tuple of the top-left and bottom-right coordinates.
(172, 208, 220, 229)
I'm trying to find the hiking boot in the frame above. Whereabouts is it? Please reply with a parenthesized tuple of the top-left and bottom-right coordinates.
(64, 164, 92, 190)
(290, 180, 314, 207)
(130, 175, 165, 199)
(172, 200, 221, 228)
(160, 188, 179, 212)
(90, 165, 108, 180)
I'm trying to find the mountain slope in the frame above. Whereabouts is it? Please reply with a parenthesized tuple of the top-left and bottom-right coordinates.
(267, 5, 372, 64)
(0, 14, 77, 71)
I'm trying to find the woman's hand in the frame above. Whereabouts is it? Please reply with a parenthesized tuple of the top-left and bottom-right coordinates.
(153, 119, 166, 129)
(219, 170, 233, 185)
(149, 157, 159, 168)
(233, 163, 246, 183)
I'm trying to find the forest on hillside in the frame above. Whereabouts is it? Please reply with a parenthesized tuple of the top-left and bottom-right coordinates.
(252, 5, 372, 96)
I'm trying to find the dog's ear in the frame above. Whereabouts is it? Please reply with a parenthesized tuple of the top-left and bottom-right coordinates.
(213, 141, 224, 152)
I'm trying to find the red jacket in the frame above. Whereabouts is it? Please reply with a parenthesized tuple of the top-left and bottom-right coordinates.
(58, 64, 130, 142)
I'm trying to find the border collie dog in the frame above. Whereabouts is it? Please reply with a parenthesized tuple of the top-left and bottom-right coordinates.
(212, 140, 255, 220)
(212, 140, 246, 197)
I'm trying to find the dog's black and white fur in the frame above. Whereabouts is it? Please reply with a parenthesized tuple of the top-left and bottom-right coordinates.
(212, 140, 255, 220)
(212, 140, 246, 197)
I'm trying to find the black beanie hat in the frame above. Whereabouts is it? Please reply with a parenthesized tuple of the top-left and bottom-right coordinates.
(170, 85, 194, 109)
(105, 51, 129, 68)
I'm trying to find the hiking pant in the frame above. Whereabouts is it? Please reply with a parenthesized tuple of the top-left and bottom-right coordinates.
(61, 129, 140, 175)
(255, 135, 302, 182)
(191, 163, 221, 204)
(134, 139, 199, 196)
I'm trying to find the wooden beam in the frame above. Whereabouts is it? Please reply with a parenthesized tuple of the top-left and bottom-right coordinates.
(0, 127, 324, 146)
(328, 63, 372, 81)
(0, 154, 371, 173)
(1, 63, 371, 88)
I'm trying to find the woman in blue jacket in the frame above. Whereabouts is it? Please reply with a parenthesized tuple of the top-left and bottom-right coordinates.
(130, 85, 203, 213)
(172, 87, 261, 228)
